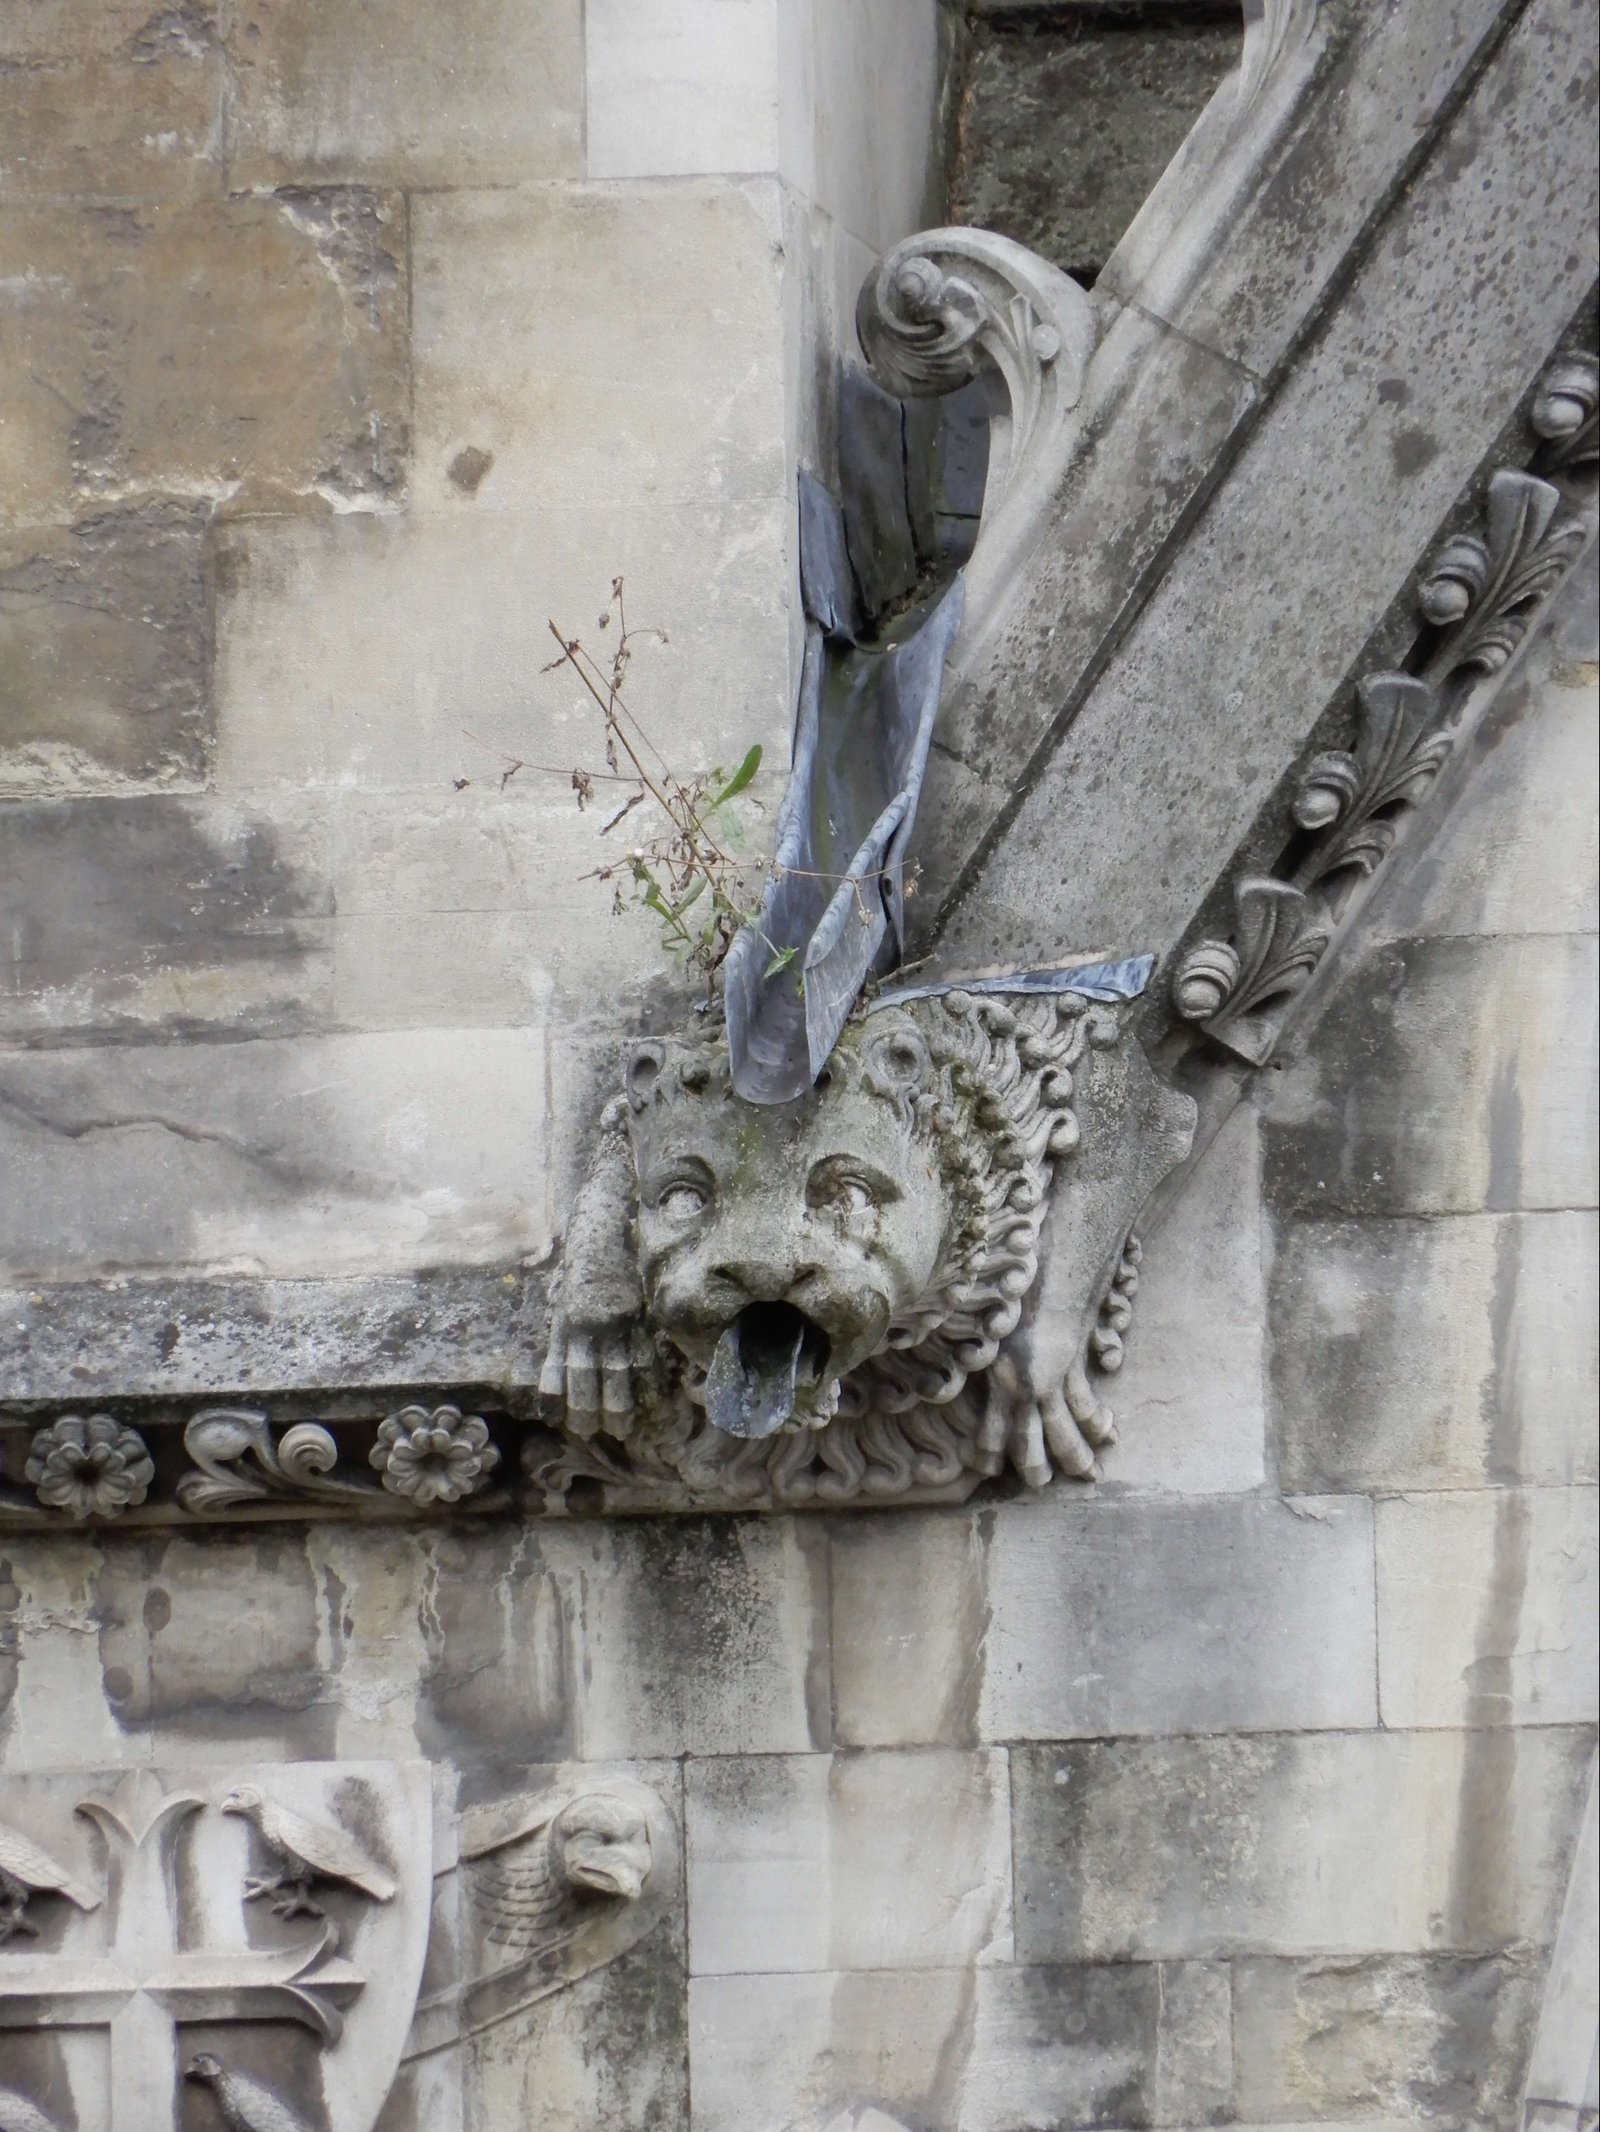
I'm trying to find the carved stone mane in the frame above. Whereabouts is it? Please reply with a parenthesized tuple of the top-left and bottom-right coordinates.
(535, 988, 1195, 1512)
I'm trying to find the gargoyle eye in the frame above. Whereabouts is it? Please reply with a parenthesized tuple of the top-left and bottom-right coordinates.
(657, 1181, 708, 1223)
(806, 1164, 883, 1217)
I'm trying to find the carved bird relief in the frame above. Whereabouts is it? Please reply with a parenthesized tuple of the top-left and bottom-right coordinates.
(221, 1784, 397, 1920)
(0, 2089, 62, 2132)
(0, 1816, 99, 1942)
(468, 1793, 653, 1955)
(185, 2056, 315, 2132)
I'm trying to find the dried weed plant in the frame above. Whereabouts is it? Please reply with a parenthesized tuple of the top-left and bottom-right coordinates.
(460, 575, 912, 992)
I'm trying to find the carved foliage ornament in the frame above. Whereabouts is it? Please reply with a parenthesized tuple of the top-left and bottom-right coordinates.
(1173, 365, 1596, 1063)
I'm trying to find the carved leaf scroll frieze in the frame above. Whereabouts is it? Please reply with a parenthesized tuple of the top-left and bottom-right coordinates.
(1531, 350, 1599, 482)
(177, 1408, 379, 1515)
(1418, 469, 1589, 682)
(1171, 358, 1596, 1067)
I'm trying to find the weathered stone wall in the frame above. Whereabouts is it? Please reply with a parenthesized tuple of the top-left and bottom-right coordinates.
(2, 5, 1596, 2127)
(1, 560, 1593, 2122)
(1, 0, 950, 1285)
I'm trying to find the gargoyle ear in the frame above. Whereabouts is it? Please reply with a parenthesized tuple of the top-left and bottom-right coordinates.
(625, 1042, 666, 1114)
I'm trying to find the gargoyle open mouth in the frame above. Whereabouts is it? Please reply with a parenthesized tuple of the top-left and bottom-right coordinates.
(704, 1302, 832, 1439)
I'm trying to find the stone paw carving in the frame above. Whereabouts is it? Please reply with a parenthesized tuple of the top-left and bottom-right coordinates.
(538, 1094, 653, 1438)
(222, 1784, 397, 1921)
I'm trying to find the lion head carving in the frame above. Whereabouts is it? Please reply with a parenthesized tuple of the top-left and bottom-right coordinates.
(536, 989, 1194, 1510)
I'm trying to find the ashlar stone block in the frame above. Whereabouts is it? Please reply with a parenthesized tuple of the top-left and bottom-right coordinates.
(0, 194, 408, 531)
(1097, 1102, 1267, 1495)
(225, 0, 583, 189)
(1231, 1952, 1543, 2128)
(585, 0, 781, 182)
(829, 1510, 990, 1749)
(1269, 1211, 1600, 1492)
(685, 1749, 1012, 1975)
(0, 1025, 549, 1282)
(0, 0, 223, 201)
(408, 182, 789, 517)
(1012, 1727, 1592, 1961)
(1262, 935, 1599, 1218)
(458, 1915, 689, 2132)
(0, 791, 334, 1041)
(688, 1958, 1230, 2131)
(981, 1494, 1376, 1741)
(793, 0, 944, 254)
(1377, 1487, 1600, 1730)
(688, 1968, 976, 2132)
(562, 1517, 828, 1761)
(0, 509, 211, 796)
(214, 501, 792, 804)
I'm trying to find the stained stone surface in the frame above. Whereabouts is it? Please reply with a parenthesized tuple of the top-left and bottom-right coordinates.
(1, 0, 1596, 2124)
(1376, 1487, 1599, 1730)
(1010, 1727, 1594, 1963)
(1268, 1211, 1599, 1493)
(0, 510, 213, 796)
(981, 1493, 1377, 1742)
(226, 0, 585, 190)
(0, 194, 409, 531)
(950, 15, 1240, 279)
(1231, 1954, 1546, 2127)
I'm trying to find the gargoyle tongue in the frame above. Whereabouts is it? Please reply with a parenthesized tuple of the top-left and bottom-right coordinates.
(704, 1302, 814, 1439)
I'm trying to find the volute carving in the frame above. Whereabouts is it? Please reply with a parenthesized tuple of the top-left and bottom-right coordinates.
(855, 225, 1097, 603)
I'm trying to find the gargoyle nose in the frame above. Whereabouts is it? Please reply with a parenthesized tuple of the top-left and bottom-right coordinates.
(713, 1259, 820, 1302)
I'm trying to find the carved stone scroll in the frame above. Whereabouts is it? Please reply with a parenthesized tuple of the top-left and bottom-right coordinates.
(856, 227, 1097, 596)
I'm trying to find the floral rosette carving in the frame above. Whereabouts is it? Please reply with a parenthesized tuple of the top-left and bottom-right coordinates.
(370, 1405, 500, 1505)
(26, 1414, 154, 1519)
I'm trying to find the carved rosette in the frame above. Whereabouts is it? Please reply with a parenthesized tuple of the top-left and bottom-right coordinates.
(370, 1405, 500, 1504)
(24, 1415, 153, 1520)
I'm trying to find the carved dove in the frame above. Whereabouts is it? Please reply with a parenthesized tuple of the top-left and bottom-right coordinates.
(186, 2055, 314, 2132)
(0, 2089, 62, 2132)
(221, 1784, 396, 1919)
(0, 1816, 99, 1941)
(470, 1793, 652, 1954)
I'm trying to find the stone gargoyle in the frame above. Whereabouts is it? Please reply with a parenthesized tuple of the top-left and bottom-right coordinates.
(533, 983, 1195, 1512)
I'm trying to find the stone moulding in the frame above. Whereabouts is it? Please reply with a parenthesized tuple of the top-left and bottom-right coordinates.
(1170, 353, 1598, 1066)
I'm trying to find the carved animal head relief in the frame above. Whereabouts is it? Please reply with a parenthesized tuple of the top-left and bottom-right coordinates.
(535, 985, 1195, 1511)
